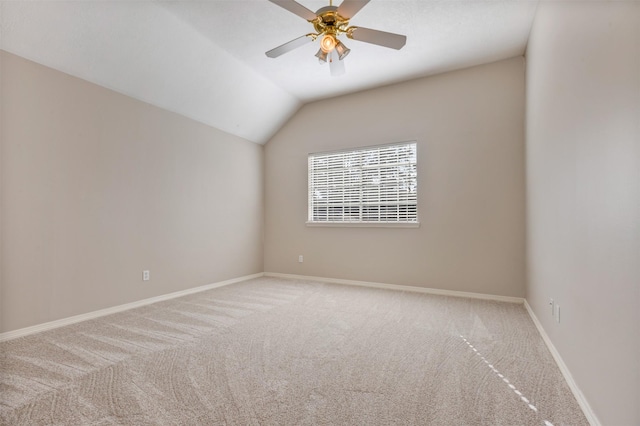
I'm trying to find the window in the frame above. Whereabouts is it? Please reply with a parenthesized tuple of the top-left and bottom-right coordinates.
(308, 142, 418, 226)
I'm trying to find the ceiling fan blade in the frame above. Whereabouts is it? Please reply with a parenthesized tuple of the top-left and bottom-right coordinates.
(266, 35, 313, 58)
(337, 0, 370, 19)
(268, 0, 317, 21)
(329, 50, 345, 76)
(347, 27, 407, 50)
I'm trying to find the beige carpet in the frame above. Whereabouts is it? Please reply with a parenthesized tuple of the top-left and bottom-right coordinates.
(0, 277, 587, 425)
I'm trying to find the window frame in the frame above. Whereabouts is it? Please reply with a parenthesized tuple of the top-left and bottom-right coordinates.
(306, 141, 419, 228)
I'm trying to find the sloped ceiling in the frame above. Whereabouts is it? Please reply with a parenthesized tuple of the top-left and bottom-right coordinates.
(0, 1, 538, 144)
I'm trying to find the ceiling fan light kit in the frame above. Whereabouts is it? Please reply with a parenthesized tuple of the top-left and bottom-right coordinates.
(266, 0, 406, 76)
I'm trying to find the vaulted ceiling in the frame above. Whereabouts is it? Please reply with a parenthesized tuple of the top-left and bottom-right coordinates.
(0, 1, 539, 144)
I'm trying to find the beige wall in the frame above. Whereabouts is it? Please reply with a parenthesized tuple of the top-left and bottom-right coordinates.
(0, 51, 264, 333)
(265, 58, 526, 297)
(526, 3, 640, 425)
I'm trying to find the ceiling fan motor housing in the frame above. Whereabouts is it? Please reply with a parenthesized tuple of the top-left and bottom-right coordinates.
(312, 6, 350, 37)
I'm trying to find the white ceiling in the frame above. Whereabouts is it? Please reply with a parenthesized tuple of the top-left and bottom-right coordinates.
(0, 0, 539, 144)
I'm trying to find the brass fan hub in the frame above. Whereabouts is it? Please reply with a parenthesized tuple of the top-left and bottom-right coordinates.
(311, 6, 350, 37)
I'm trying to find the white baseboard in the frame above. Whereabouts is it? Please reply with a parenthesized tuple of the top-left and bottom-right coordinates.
(523, 300, 600, 426)
(264, 272, 524, 304)
(0, 273, 264, 342)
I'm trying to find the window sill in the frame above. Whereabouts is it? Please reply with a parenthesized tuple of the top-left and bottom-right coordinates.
(306, 221, 420, 228)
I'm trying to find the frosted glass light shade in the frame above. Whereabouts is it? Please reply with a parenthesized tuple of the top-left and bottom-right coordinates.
(320, 34, 337, 53)
(335, 41, 350, 60)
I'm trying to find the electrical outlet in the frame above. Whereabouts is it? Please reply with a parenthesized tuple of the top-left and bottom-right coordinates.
(549, 298, 554, 316)
(143, 270, 150, 281)
(555, 304, 561, 323)
(298, 255, 303, 263)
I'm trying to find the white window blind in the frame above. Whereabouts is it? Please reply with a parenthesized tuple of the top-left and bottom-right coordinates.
(308, 142, 417, 224)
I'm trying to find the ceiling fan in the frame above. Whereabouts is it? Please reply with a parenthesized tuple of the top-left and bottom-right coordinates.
(265, 0, 407, 76)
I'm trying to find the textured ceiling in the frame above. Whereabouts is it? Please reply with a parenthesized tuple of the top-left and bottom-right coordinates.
(0, 1, 539, 143)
